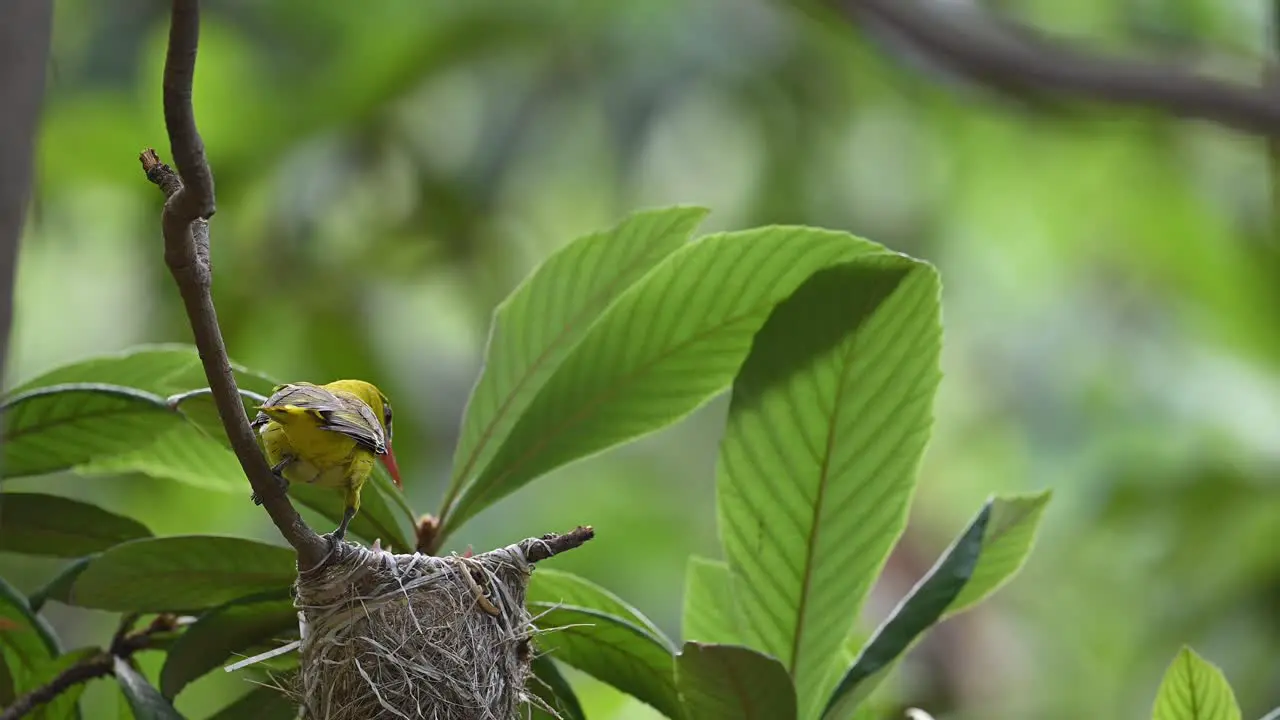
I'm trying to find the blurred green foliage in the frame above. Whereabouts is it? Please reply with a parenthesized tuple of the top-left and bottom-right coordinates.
(4, 0, 1280, 717)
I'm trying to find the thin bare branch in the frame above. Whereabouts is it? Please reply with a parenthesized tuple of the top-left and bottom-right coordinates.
(141, 0, 328, 569)
(0, 615, 176, 720)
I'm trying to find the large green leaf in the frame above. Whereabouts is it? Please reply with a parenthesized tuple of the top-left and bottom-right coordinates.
(442, 226, 891, 536)
(527, 655, 586, 720)
(0, 577, 59, 704)
(161, 590, 297, 699)
(822, 502, 990, 720)
(0, 493, 152, 557)
(74, 422, 245, 492)
(69, 536, 296, 612)
(682, 557, 741, 645)
(676, 642, 796, 720)
(6, 345, 277, 398)
(715, 259, 940, 717)
(447, 206, 709, 513)
(1151, 647, 1242, 720)
(821, 492, 1051, 718)
(113, 657, 185, 720)
(206, 684, 297, 720)
(1, 384, 184, 478)
(527, 569, 672, 649)
(530, 604, 681, 719)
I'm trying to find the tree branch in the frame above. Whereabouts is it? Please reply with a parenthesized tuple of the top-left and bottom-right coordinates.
(0, 615, 175, 720)
(519, 525, 595, 564)
(838, 0, 1280, 137)
(140, 0, 328, 570)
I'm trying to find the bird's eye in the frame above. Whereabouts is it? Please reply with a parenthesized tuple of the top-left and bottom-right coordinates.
(382, 399, 394, 440)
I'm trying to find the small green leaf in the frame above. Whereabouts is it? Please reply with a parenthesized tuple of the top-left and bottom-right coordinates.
(682, 557, 741, 645)
(6, 344, 277, 398)
(1151, 647, 1242, 720)
(0, 493, 151, 557)
(206, 683, 297, 720)
(443, 225, 890, 537)
(24, 646, 98, 720)
(28, 557, 94, 612)
(531, 604, 681, 719)
(0, 576, 60, 679)
(822, 491, 1052, 717)
(945, 490, 1052, 617)
(114, 656, 185, 720)
(716, 259, 940, 717)
(69, 536, 296, 612)
(676, 642, 796, 720)
(448, 206, 709, 508)
(369, 463, 417, 536)
(527, 655, 586, 720)
(822, 502, 991, 720)
(528, 569, 672, 649)
(161, 590, 297, 699)
(1, 384, 184, 479)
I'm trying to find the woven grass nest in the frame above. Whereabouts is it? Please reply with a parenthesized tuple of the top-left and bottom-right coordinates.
(283, 529, 592, 720)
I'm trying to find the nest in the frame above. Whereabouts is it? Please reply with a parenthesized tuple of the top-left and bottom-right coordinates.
(288, 542, 540, 720)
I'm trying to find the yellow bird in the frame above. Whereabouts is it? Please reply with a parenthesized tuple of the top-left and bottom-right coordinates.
(249, 380, 403, 542)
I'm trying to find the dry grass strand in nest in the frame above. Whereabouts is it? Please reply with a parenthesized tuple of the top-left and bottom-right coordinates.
(290, 542, 538, 720)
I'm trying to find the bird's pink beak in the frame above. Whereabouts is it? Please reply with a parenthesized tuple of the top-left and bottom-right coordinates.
(380, 443, 403, 489)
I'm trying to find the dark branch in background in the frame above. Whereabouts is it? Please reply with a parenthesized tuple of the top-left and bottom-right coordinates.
(141, 0, 329, 569)
(0, 0, 53, 396)
(837, 0, 1280, 138)
(0, 615, 177, 720)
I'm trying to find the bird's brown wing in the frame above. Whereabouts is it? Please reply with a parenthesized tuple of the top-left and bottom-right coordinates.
(320, 393, 388, 455)
(257, 383, 387, 455)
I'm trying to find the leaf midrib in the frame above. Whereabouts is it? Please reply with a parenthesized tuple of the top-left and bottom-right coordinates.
(721, 652, 758, 720)
(4, 404, 171, 442)
(788, 330, 858, 677)
(1187, 653, 1201, 718)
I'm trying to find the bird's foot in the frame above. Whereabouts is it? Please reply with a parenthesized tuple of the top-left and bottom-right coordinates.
(323, 530, 353, 557)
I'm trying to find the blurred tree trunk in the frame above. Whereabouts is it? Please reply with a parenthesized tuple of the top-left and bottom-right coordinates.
(0, 0, 53, 391)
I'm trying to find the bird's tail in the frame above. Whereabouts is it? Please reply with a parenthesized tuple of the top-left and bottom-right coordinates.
(255, 405, 325, 426)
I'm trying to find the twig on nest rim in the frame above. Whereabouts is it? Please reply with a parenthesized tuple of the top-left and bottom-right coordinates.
(0, 615, 177, 720)
(138, 0, 328, 571)
(520, 525, 595, 564)
(839, 0, 1280, 137)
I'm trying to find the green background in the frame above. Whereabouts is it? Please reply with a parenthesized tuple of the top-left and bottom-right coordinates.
(4, 0, 1279, 717)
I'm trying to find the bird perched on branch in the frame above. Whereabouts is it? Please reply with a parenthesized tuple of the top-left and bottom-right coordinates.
(250, 380, 402, 543)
